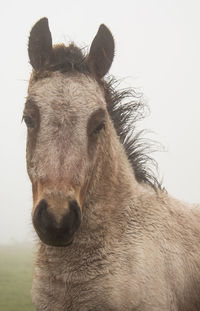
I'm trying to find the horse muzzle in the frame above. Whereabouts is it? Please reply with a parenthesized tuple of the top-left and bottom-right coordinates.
(32, 198, 81, 247)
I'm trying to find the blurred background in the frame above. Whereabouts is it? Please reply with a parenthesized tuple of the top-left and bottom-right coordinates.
(0, 0, 200, 308)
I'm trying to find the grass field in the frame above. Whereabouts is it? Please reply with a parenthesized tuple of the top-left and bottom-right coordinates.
(0, 243, 36, 311)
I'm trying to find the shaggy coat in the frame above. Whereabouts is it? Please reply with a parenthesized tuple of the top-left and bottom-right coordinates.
(24, 18, 200, 311)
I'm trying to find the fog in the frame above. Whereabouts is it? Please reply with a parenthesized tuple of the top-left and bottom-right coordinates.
(0, 0, 200, 243)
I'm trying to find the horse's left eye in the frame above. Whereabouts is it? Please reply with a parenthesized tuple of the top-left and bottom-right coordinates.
(23, 115, 34, 128)
(93, 122, 105, 134)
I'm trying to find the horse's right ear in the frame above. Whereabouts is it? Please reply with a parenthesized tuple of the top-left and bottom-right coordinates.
(28, 18, 53, 70)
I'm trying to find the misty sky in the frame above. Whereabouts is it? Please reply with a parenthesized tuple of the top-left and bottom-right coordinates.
(0, 0, 200, 243)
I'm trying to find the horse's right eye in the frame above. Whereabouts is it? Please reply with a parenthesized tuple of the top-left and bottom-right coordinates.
(23, 115, 35, 128)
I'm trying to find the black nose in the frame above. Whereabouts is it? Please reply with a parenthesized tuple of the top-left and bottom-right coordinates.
(33, 199, 81, 246)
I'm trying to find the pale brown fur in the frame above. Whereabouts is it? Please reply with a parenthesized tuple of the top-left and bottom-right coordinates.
(25, 19, 200, 311)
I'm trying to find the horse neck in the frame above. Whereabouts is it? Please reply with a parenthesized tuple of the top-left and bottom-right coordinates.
(82, 125, 140, 234)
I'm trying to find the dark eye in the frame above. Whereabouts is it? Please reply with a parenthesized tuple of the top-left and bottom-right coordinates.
(23, 115, 34, 128)
(93, 122, 105, 135)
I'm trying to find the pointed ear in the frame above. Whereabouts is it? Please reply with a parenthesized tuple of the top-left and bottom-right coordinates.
(87, 24, 115, 79)
(28, 18, 53, 70)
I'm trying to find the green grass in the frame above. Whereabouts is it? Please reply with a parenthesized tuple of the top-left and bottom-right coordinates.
(0, 243, 36, 311)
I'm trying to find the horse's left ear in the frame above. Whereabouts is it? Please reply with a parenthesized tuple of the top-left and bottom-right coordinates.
(28, 17, 53, 70)
(87, 24, 115, 79)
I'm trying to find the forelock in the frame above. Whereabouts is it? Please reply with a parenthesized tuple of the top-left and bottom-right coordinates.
(30, 44, 88, 82)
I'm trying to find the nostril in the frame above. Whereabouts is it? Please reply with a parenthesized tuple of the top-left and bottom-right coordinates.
(33, 199, 55, 235)
(67, 200, 81, 233)
(34, 199, 49, 224)
(35, 199, 49, 215)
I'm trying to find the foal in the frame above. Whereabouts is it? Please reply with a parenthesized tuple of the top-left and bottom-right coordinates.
(24, 18, 200, 310)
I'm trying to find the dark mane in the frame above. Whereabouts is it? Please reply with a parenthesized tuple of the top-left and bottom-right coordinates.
(34, 44, 162, 189)
(104, 78, 162, 189)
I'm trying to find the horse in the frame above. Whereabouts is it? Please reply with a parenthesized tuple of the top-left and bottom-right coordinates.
(24, 17, 200, 310)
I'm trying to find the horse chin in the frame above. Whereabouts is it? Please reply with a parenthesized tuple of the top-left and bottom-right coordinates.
(34, 226, 75, 247)
(40, 236, 74, 247)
